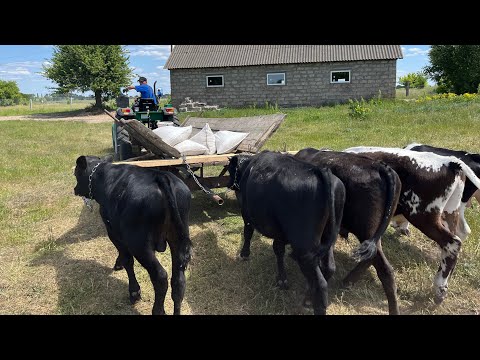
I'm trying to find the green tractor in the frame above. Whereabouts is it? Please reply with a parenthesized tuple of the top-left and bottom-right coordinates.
(112, 81, 181, 160)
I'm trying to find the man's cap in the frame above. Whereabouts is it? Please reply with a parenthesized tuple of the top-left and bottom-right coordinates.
(138, 76, 147, 82)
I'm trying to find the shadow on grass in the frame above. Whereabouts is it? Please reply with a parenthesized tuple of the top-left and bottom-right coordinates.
(189, 190, 241, 228)
(328, 231, 441, 315)
(30, 204, 140, 315)
(184, 227, 313, 315)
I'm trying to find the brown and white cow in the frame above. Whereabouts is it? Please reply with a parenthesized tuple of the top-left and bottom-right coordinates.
(343, 146, 480, 304)
(397, 143, 480, 240)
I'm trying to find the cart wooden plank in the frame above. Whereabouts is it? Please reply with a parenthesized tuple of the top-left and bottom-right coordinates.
(117, 153, 236, 167)
(118, 151, 298, 168)
(182, 113, 286, 153)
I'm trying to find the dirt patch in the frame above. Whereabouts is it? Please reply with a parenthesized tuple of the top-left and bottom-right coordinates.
(0, 111, 113, 123)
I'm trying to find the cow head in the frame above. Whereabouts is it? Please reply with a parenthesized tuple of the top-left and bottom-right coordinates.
(73, 155, 102, 198)
(227, 154, 251, 190)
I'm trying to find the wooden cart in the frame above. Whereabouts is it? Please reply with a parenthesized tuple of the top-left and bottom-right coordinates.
(106, 111, 287, 204)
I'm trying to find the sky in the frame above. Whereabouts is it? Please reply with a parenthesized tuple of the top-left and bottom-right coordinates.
(0, 45, 432, 96)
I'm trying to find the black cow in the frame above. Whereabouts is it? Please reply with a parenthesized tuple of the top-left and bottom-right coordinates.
(73, 155, 192, 315)
(403, 143, 480, 240)
(227, 151, 346, 315)
(295, 148, 402, 315)
(344, 146, 480, 304)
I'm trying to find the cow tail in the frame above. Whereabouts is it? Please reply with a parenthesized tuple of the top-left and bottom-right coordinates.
(353, 162, 398, 262)
(314, 167, 338, 258)
(156, 174, 192, 269)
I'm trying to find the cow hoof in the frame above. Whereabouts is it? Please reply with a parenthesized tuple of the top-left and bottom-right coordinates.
(398, 228, 410, 236)
(434, 287, 447, 305)
(303, 297, 313, 309)
(276, 279, 289, 290)
(129, 290, 142, 304)
(340, 280, 353, 290)
(113, 264, 124, 271)
(237, 254, 250, 261)
(152, 307, 166, 315)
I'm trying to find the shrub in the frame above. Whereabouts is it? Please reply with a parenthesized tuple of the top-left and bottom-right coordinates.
(348, 98, 371, 119)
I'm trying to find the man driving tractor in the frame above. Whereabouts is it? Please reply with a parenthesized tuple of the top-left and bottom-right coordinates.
(124, 76, 158, 106)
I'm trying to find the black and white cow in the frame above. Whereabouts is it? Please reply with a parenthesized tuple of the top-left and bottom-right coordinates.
(344, 146, 480, 304)
(227, 151, 346, 315)
(73, 155, 192, 315)
(295, 148, 402, 315)
(401, 143, 480, 239)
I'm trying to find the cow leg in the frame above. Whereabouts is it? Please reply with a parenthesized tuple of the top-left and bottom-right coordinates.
(272, 240, 288, 289)
(341, 257, 374, 288)
(434, 236, 462, 305)
(122, 252, 142, 304)
(474, 189, 480, 205)
(170, 249, 187, 315)
(133, 249, 169, 315)
(455, 202, 471, 240)
(239, 221, 254, 260)
(103, 222, 142, 302)
(304, 247, 336, 309)
(413, 219, 462, 305)
(320, 246, 336, 282)
(107, 238, 141, 302)
(103, 221, 126, 271)
(371, 242, 399, 315)
(297, 253, 329, 315)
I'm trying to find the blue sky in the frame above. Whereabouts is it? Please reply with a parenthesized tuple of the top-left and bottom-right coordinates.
(0, 45, 432, 96)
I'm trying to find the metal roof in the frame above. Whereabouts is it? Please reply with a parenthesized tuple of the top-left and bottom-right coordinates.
(164, 45, 403, 69)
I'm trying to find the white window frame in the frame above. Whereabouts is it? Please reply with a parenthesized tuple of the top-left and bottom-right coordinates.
(267, 72, 286, 86)
(330, 70, 351, 84)
(206, 75, 224, 88)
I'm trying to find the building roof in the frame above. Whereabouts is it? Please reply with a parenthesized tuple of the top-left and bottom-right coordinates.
(164, 45, 403, 69)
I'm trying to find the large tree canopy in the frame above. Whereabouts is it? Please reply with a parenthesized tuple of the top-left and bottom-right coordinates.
(42, 45, 133, 109)
(424, 45, 480, 94)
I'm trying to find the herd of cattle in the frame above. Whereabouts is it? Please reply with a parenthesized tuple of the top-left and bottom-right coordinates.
(73, 143, 480, 315)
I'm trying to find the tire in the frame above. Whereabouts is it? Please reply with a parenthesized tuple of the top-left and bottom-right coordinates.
(113, 122, 134, 160)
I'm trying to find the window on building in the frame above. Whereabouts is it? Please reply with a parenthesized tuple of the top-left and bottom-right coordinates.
(330, 70, 351, 83)
(267, 73, 286, 86)
(206, 75, 224, 87)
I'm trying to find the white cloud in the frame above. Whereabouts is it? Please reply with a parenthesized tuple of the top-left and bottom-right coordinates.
(404, 47, 430, 57)
(128, 45, 171, 60)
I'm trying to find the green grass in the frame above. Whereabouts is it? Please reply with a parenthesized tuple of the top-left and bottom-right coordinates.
(0, 100, 95, 116)
(0, 97, 479, 315)
(395, 86, 437, 100)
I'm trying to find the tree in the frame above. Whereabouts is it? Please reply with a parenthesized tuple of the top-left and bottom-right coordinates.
(0, 80, 29, 106)
(0, 80, 23, 100)
(42, 45, 133, 109)
(399, 72, 427, 89)
(424, 45, 480, 94)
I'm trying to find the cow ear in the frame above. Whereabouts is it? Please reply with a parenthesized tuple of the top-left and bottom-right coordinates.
(76, 156, 87, 170)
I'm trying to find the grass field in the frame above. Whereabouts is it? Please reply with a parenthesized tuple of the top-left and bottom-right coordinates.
(1, 96, 479, 315)
(0, 100, 95, 116)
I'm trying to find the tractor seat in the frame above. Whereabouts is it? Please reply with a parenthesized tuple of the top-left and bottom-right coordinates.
(138, 98, 158, 112)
